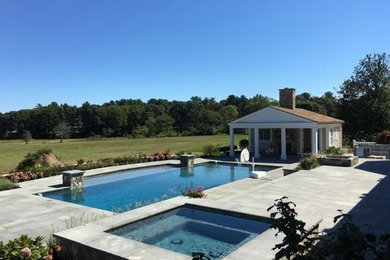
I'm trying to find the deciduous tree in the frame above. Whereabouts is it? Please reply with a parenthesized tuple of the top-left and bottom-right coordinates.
(338, 53, 390, 140)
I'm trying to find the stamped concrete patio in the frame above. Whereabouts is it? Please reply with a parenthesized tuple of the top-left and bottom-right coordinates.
(0, 158, 389, 259)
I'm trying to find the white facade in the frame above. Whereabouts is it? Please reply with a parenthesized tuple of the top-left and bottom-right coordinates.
(228, 107, 343, 160)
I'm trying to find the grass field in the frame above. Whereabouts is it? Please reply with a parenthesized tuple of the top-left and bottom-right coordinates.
(0, 134, 246, 173)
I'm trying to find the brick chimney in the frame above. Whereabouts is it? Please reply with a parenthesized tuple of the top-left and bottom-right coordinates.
(279, 88, 296, 109)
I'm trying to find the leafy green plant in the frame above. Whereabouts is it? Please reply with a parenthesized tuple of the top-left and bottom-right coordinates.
(0, 235, 48, 260)
(310, 210, 375, 259)
(0, 177, 19, 191)
(267, 197, 318, 259)
(202, 144, 220, 157)
(76, 159, 85, 166)
(192, 252, 210, 260)
(176, 150, 186, 156)
(323, 146, 344, 155)
(297, 156, 320, 170)
(16, 148, 54, 171)
(184, 184, 206, 198)
(267, 198, 390, 259)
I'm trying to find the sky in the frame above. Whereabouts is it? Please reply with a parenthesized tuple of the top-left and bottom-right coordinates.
(1, 0, 389, 113)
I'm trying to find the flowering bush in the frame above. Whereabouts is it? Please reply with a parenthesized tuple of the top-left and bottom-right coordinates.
(20, 247, 31, 257)
(184, 184, 206, 198)
(148, 150, 172, 161)
(7, 171, 44, 183)
(0, 235, 48, 259)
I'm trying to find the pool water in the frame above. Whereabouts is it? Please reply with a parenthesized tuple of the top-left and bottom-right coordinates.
(43, 163, 276, 212)
(109, 206, 270, 259)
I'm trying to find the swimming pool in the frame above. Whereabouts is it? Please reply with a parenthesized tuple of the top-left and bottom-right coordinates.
(43, 163, 277, 212)
(109, 205, 270, 259)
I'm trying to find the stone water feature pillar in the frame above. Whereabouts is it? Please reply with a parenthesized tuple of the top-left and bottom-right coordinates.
(62, 170, 85, 188)
(180, 154, 195, 167)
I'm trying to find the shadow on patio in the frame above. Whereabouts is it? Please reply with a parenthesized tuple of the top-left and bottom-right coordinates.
(325, 160, 390, 235)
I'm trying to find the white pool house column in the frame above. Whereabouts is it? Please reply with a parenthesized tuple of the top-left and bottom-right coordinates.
(281, 127, 287, 160)
(254, 127, 260, 158)
(318, 128, 324, 153)
(311, 127, 318, 155)
(325, 127, 330, 148)
(248, 128, 253, 153)
(299, 128, 304, 153)
(229, 125, 235, 157)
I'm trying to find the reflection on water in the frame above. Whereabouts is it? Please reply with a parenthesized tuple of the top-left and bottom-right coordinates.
(180, 167, 194, 178)
(63, 187, 85, 201)
(230, 165, 235, 182)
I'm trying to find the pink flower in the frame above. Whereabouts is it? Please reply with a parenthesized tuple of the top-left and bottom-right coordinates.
(20, 247, 31, 257)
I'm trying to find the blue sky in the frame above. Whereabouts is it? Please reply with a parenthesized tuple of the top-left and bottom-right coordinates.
(1, 0, 389, 113)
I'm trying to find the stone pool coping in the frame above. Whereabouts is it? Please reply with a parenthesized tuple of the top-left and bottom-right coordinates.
(50, 160, 296, 260)
(49, 159, 288, 259)
(53, 196, 281, 260)
(0, 158, 286, 243)
(3, 158, 388, 259)
(53, 158, 390, 259)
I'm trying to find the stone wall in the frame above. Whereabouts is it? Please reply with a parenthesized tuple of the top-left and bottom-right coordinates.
(62, 170, 84, 188)
(319, 155, 359, 167)
(354, 144, 390, 159)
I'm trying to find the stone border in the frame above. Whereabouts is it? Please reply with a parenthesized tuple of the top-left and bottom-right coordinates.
(54, 198, 277, 260)
(51, 159, 291, 259)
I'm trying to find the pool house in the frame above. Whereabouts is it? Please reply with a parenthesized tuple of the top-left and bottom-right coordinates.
(229, 88, 344, 160)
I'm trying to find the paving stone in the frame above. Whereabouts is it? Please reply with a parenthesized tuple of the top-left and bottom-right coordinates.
(1, 158, 390, 259)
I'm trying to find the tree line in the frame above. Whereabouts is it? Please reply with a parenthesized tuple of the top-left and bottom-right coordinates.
(1, 53, 389, 142)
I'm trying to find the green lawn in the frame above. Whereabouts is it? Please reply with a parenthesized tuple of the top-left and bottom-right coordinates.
(0, 134, 246, 173)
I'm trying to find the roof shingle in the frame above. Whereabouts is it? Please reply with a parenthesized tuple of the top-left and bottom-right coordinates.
(273, 106, 344, 124)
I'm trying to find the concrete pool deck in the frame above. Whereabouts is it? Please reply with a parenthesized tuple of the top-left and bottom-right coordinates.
(0, 158, 389, 259)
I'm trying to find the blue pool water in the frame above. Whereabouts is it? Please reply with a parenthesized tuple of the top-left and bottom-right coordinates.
(43, 163, 276, 212)
(109, 206, 270, 259)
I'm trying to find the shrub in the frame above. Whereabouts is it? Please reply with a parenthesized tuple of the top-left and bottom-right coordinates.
(323, 146, 344, 155)
(184, 184, 206, 198)
(375, 130, 390, 144)
(297, 156, 320, 170)
(267, 197, 317, 259)
(7, 172, 44, 183)
(239, 139, 249, 149)
(0, 235, 48, 259)
(203, 144, 220, 157)
(35, 166, 63, 177)
(76, 159, 85, 166)
(16, 148, 53, 171)
(97, 157, 115, 165)
(0, 178, 19, 191)
(268, 197, 390, 259)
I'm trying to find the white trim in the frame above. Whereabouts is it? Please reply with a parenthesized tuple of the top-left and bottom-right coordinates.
(281, 128, 287, 160)
(229, 122, 318, 129)
(229, 107, 313, 124)
(254, 127, 260, 158)
(299, 128, 304, 153)
(311, 127, 318, 154)
(229, 126, 234, 156)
